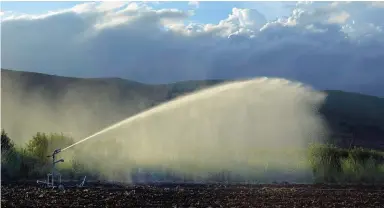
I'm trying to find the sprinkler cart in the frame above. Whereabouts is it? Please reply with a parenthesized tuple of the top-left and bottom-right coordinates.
(37, 148, 87, 189)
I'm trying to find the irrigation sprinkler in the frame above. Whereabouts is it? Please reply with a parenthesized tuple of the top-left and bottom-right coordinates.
(37, 148, 88, 189)
(37, 149, 64, 188)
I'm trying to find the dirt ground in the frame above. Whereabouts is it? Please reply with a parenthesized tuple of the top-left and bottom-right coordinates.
(2, 182, 384, 207)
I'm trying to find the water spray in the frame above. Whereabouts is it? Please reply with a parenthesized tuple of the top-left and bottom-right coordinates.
(56, 77, 328, 184)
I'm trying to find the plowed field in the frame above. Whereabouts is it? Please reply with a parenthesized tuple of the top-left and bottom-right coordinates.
(2, 183, 384, 207)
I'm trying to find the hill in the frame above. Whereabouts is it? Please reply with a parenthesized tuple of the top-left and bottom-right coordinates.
(1, 69, 384, 149)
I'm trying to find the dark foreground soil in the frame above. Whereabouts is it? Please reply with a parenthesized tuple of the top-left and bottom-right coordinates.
(2, 182, 384, 208)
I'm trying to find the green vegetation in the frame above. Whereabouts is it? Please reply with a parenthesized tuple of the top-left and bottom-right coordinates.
(1, 130, 86, 180)
(309, 143, 384, 183)
(2, 129, 384, 184)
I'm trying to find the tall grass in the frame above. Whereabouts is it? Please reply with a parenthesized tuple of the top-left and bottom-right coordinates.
(308, 143, 384, 183)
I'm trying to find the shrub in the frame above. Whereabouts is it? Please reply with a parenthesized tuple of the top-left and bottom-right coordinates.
(309, 143, 384, 183)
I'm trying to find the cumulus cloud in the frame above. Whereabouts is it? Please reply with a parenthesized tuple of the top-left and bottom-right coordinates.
(188, 1, 199, 9)
(1, 1, 384, 96)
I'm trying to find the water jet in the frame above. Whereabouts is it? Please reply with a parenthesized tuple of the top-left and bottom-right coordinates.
(61, 77, 328, 184)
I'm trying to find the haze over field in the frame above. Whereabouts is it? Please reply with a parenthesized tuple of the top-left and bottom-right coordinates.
(1, 69, 168, 145)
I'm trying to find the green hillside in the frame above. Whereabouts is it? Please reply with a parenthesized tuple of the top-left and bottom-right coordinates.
(1, 69, 384, 149)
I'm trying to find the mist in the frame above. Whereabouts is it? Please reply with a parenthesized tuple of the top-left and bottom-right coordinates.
(68, 77, 328, 183)
(1, 70, 164, 145)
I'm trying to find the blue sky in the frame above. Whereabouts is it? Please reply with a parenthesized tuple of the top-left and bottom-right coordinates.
(2, 1, 384, 96)
(1, 1, 82, 13)
(1, 1, 292, 23)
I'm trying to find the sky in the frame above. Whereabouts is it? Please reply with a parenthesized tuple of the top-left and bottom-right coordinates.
(1, 1, 384, 96)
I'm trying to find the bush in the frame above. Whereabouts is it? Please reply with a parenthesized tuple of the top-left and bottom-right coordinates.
(309, 143, 384, 183)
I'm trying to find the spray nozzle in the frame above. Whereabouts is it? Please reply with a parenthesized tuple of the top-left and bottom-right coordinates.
(47, 149, 62, 157)
(54, 159, 64, 164)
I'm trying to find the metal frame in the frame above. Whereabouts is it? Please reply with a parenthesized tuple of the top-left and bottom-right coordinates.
(37, 149, 64, 188)
(36, 148, 87, 189)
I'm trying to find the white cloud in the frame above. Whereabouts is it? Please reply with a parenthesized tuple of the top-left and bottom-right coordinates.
(328, 11, 350, 24)
(2, 2, 384, 96)
(188, 1, 199, 9)
(371, 2, 384, 8)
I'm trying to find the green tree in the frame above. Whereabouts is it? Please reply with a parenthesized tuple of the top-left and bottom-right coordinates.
(1, 129, 16, 166)
(26, 132, 49, 162)
(24, 132, 75, 178)
(1, 129, 14, 153)
(26, 132, 74, 163)
(1, 129, 22, 180)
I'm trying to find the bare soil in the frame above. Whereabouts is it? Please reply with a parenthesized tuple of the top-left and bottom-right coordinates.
(2, 182, 384, 207)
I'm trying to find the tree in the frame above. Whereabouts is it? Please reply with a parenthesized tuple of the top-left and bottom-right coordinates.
(26, 132, 50, 162)
(1, 129, 22, 180)
(1, 129, 16, 165)
(1, 129, 14, 153)
(26, 132, 74, 163)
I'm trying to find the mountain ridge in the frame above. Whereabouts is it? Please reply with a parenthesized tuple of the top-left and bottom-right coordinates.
(4, 68, 383, 98)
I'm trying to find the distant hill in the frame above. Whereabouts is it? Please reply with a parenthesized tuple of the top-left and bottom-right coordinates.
(1, 69, 384, 149)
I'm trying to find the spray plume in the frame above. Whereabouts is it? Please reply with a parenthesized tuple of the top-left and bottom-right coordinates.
(64, 77, 328, 183)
